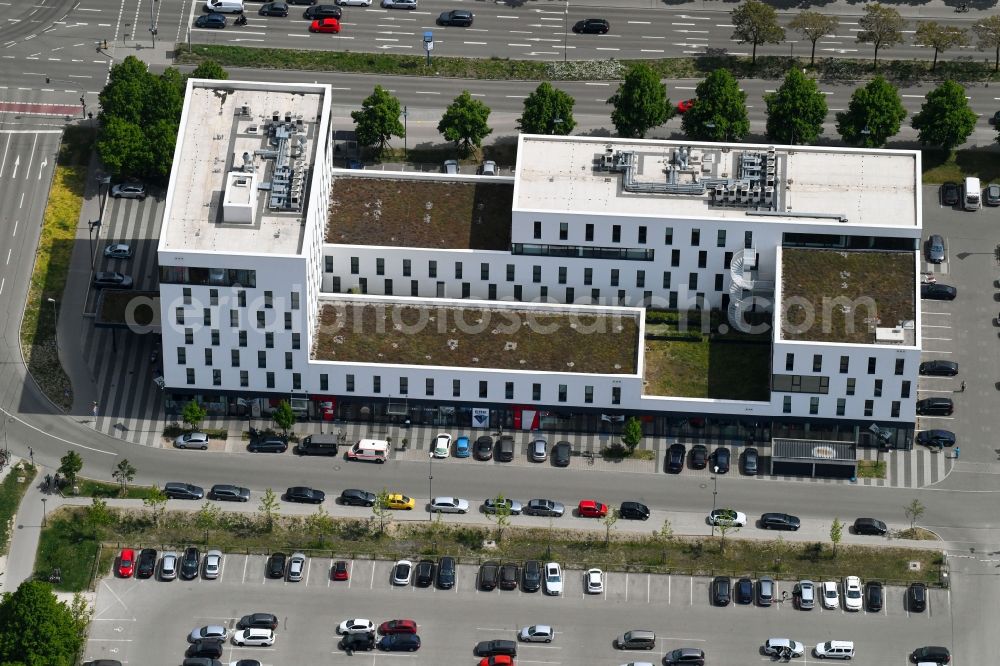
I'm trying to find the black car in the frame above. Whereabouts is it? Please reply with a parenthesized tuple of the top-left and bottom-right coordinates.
(499, 563, 519, 590)
(340, 632, 375, 652)
(181, 547, 200, 580)
(474, 640, 517, 657)
(285, 486, 325, 503)
(414, 559, 435, 587)
(926, 234, 945, 264)
(921, 283, 957, 300)
(339, 489, 376, 506)
(919, 360, 958, 376)
(136, 548, 157, 578)
(741, 447, 759, 475)
(618, 501, 650, 520)
(735, 577, 753, 604)
(667, 443, 686, 473)
(164, 482, 204, 500)
(711, 447, 730, 474)
(916, 397, 954, 416)
(864, 580, 883, 612)
(195, 13, 227, 28)
(186, 639, 223, 659)
(208, 484, 250, 502)
(760, 512, 801, 531)
(941, 182, 960, 206)
(853, 517, 888, 536)
(436, 556, 455, 589)
(916, 429, 956, 449)
(247, 434, 288, 453)
(552, 441, 572, 467)
(496, 435, 515, 462)
(986, 182, 1000, 206)
(478, 561, 500, 590)
(93, 271, 133, 289)
(473, 435, 494, 460)
(378, 634, 421, 652)
(258, 1, 288, 15)
(711, 576, 731, 606)
(267, 552, 287, 578)
(288, 0, 315, 4)
(437, 9, 473, 26)
(689, 444, 708, 469)
(303, 3, 341, 19)
(237, 613, 279, 630)
(664, 648, 705, 666)
(522, 559, 541, 592)
(910, 646, 950, 664)
(573, 17, 609, 34)
(908, 582, 928, 612)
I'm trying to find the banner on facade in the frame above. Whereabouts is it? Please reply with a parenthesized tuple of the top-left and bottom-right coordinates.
(472, 408, 490, 429)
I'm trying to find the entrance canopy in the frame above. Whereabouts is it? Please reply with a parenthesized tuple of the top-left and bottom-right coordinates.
(771, 438, 856, 479)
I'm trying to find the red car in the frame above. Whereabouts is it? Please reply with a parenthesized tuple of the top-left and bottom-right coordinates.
(479, 656, 513, 666)
(117, 548, 136, 577)
(310, 17, 341, 33)
(677, 98, 695, 113)
(577, 499, 608, 518)
(331, 560, 350, 581)
(378, 619, 418, 635)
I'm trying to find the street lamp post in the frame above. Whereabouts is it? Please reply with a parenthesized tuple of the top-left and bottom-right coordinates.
(41, 497, 47, 527)
(710, 472, 718, 536)
(402, 106, 408, 165)
(562, 0, 570, 63)
(427, 451, 434, 521)
(88, 220, 102, 269)
(150, 0, 158, 47)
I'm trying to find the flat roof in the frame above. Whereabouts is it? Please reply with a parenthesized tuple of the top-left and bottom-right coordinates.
(515, 135, 918, 229)
(780, 248, 916, 344)
(326, 176, 513, 250)
(313, 300, 639, 374)
(161, 81, 327, 256)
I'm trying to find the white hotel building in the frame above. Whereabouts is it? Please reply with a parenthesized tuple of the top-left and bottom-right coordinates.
(157, 79, 924, 451)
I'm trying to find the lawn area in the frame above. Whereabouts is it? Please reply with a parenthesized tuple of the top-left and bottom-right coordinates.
(20, 125, 95, 411)
(0, 463, 36, 554)
(48, 506, 943, 591)
(922, 148, 1000, 184)
(75, 479, 158, 500)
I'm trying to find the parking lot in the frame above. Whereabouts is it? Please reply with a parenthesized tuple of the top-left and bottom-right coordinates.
(84, 553, 952, 665)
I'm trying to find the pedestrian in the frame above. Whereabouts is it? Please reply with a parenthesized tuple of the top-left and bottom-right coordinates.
(28, 447, 33, 465)
(961, 381, 967, 392)
(954, 447, 961, 460)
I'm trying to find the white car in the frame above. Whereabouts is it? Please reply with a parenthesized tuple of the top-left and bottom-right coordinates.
(203, 550, 222, 579)
(544, 562, 563, 596)
(337, 618, 376, 635)
(110, 181, 147, 199)
(231, 627, 275, 646)
(763, 638, 805, 658)
(430, 496, 469, 514)
(708, 508, 747, 527)
(518, 625, 554, 643)
(431, 433, 452, 458)
(585, 568, 604, 594)
(381, 0, 416, 8)
(103, 243, 133, 259)
(287, 552, 305, 581)
(392, 559, 412, 586)
(188, 625, 227, 642)
(174, 432, 209, 449)
(821, 580, 840, 609)
(336, 0, 371, 4)
(843, 576, 863, 611)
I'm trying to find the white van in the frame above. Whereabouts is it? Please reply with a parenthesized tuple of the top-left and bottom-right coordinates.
(964, 176, 981, 211)
(346, 439, 389, 463)
(814, 640, 855, 659)
(205, 0, 244, 13)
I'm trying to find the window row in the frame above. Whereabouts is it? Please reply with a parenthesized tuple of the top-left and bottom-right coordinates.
(530, 222, 754, 250)
(161, 266, 256, 288)
(176, 346, 303, 370)
(781, 395, 904, 419)
(183, 368, 304, 391)
(343, 374, 622, 405)
(175, 307, 303, 331)
(784, 353, 907, 376)
(178, 287, 299, 310)
(773, 375, 910, 399)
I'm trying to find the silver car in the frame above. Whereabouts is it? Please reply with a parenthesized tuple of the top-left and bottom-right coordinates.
(518, 624, 554, 643)
(203, 550, 222, 579)
(287, 552, 306, 582)
(188, 625, 227, 642)
(110, 181, 146, 199)
(103, 243, 133, 259)
(174, 432, 209, 450)
(529, 437, 547, 462)
(430, 496, 469, 514)
(481, 498, 522, 515)
(159, 551, 178, 580)
(795, 579, 815, 610)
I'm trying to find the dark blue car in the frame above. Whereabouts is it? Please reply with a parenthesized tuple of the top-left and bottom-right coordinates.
(379, 634, 421, 652)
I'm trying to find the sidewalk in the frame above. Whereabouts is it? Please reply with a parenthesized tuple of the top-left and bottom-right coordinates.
(1, 457, 44, 594)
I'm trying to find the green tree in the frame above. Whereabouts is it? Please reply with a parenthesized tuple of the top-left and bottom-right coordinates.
(271, 400, 296, 434)
(973, 16, 1000, 72)
(111, 458, 136, 497)
(830, 517, 843, 556)
(681, 68, 749, 142)
(607, 63, 673, 138)
(304, 505, 335, 544)
(716, 518, 740, 554)
(835, 76, 907, 147)
(258, 488, 280, 531)
(484, 494, 513, 542)
(789, 11, 839, 66)
(621, 416, 643, 454)
(194, 502, 221, 533)
(350, 85, 404, 158)
(181, 400, 206, 430)
(915, 22, 968, 71)
(904, 498, 925, 529)
(98, 55, 153, 125)
(602, 508, 619, 547)
(764, 68, 828, 145)
(856, 3, 906, 68)
(517, 82, 577, 135)
(142, 485, 168, 526)
(57, 451, 82, 487)
(189, 60, 229, 80)
(372, 488, 393, 535)
(86, 497, 114, 529)
(438, 90, 493, 157)
(730, 0, 785, 65)
(96, 116, 151, 178)
(0, 580, 89, 665)
(911, 80, 977, 151)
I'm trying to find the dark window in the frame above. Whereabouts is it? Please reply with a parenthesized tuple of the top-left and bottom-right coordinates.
(636, 270, 645, 288)
(783, 396, 791, 413)
(663, 272, 672, 289)
(324, 256, 333, 272)
(351, 257, 359, 275)
(177, 347, 186, 365)
(532, 383, 541, 401)
(184, 328, 193, 345)
(874, 379, 883, 397)
(238, 331, 247, 347)
(836, 398, 846, 416)
(292, 333, 300, 350)
(176, 307, 185, 325)
(461, 283, 470, 298)
(691, 228, 700, 246)
(533, 266, 541, 283)
(411, 280, 419, 296)
(209, 289, 218, 306)
(864, 399, 874, 417)
(376, 258, 385, 276)
(264, 291, 273, 309)
(724, 252, 733, 269)
(744, 231, 753, 249)
(292, 373, 301, 390)
(506, 264, 515, 281)
(698, 251, 707, 268)
(559, 222, 568, 240)
(591, 288, 600, 303)
(714, 274, 723, 291)
(505, 382, 514, 400)
(257, 351, 266, 368)
(428, 261, 437, 278)
(585, 224, 594, 242)
(385, 279, 393, 295)
(403, 259, 411, 277)
(186, 368, 195, 385)
(558, 385, 567, 402)
(785, 353, 794, 371)
(204, 349, 213, 366)
(717, 229, 726, 247)
(183, 287, 191, 305)
(321, 373, 330, 391)
(210, 329, 220, 346)
(284, 312, 292, 330)
(813, 354, 822, 372)
(373, 376, 381, 394)
(664, 227, 673, 244)
(399, 377, 408, 395)
(231, 349, 240, 367)
(638, 226, 647, 244)
(265, 332, 274, 349)
(533, 221, 542, 239)
(868, 357, 876, 374)
(612, 225, 621, 243)
(425, 378, 434, 396)
(256, 311, 265, 328)
(240, 370, 249, 387)
(565, 287, 574, 303)
(809, 397, 819, 415)
(901, 380, 911, 398)
(488, 284, 497, 299)
(840, 356, 849, 373)
(611, 386, 621, 405)
(847, 378, 856, 395)
(266, 372, 275, 389)
(513, 285, 522, 300)
(894, 358, 904, 375)
(891, 401, 900, 418)
(285, 352, 293, 370)
(453, 379, 461, 398)
(238, 290, 246, 307)
(479, 381, 488, 399)
(610, 269, 619, 286)
(668, 291, 677, 308)
(584, 386, 594, 403)
(455, 262, 463, 280)
(290, 292, 299, 310)
(688, 273, 698, 290)
(584, 268, 593, 285)
(481, 263, 489, 280)
(331, 276, 341, 292)
(558, 267, 567, 284)
(345, 374, 353, 392)
(671, 249, 680, 267)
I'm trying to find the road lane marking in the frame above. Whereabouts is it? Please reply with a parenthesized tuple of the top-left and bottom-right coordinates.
(242, 555, 248, 584)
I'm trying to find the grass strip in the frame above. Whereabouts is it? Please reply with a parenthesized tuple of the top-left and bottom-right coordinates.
(35, 510, 102, 592)
(857, 460, 887, 479)
(75, 479, 159, 500)
(20, 126, 95, 411)
(0, 463, 37, 555)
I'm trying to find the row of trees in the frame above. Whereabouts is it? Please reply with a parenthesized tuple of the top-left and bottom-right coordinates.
(733, 0, 1000, 69)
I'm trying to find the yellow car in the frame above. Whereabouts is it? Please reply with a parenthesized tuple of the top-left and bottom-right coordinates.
(386, 493, 415, 510)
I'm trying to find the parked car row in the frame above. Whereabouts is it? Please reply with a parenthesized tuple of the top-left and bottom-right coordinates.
(182, 612, 278, 663)
(710, 574, 929, 614)
(666, 443, 758, 475)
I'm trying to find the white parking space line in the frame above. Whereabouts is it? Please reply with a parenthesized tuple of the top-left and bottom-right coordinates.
(923, 337, 952, 341)
(664, 575, 668, 604)
(218, 555, 226, 581)
(689, 576, 693, 605)
(624, 572, 628, 601)
(305, 558, 312, 585)
(922, 350, 952, 354)
(921, 324, 951, 329)
(922, 311, 952, 316)
(370, 563, 375, 589)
